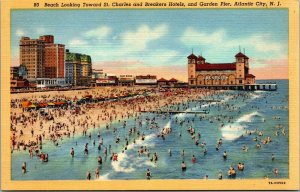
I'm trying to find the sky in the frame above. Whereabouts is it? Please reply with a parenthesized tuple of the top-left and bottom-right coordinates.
(11, 9, 288, 81)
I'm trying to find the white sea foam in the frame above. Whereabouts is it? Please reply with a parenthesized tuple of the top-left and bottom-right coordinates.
(222, 111, 261, 141)
(98, 173, 110, 180)
(236, 111, 260, 123)
(250, 93, 261, 99)
(111, 133, 156, 173)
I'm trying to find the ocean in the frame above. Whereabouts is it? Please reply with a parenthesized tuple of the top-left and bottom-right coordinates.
(11, 79, 289, 180)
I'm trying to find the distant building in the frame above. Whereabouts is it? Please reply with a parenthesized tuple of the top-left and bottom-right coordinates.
(35, 78, 66, 88)
(10, 66, 19, 79)
(135, 75, 157, 85)
(157, 78, 169, 86)
(19, 35, 67, 88)
(65, 49, 92, 86)
(80, 54, 93, 86)
(11, 79, 29, 89)
(157, 78, 179, 87)
(96, 76, 118, 86)
(92, 69, 105, 79)
(42, 35, 65, 78)
(187, 51, 255, 87)
(118, 75, 135, 86)
(19, 36, 44, 79)
(18, 64, 28, 79)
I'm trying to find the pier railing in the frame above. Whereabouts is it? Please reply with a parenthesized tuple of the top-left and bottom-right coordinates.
(189, 83, 277, 91)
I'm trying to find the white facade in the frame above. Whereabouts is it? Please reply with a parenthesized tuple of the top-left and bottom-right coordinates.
(34, 78, 66, 88)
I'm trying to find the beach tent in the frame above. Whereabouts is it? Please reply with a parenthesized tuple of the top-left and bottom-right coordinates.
(22, 101, 31, 108)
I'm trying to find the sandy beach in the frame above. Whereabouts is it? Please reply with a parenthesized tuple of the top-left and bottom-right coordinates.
(10, 86, 213, 151)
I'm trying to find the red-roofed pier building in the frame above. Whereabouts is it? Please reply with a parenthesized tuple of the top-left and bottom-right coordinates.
(188, 51, 256, 87)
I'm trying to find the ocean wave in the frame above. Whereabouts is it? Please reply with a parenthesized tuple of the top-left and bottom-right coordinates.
(222, 111, 261, 141)
(250, 93, 261, 99)
(98, 173, 110, 180)
(236, 111, 260, 123)
(111, 133, 156, 173)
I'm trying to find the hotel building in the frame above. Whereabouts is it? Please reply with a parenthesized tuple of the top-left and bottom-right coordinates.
(187, 51, 255, 87)
(65, 49, 92, 86)
(41, 35, 65, 79)
(19, 35, 65, 80)
(19, 37, 44, 79)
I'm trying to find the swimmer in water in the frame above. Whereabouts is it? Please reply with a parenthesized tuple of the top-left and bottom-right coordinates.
(168, 149, 172, 156)
(192, 155, 196, 163)
(70, 147, 74, 157)
(86, 171, 91, 180)
(21, 162, 26, 174)
(218, 171, 223, 180)
(223, 151, 227, 160)
(181, 161, 187, 171)
(98, 156, 102, 165)
(95, 168, 99, 179)
(274, 168, 279, 176)
(146, 169, 151, 180)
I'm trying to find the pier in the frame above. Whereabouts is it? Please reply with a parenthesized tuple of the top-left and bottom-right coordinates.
(191, 83, 277, 91)
(139, 110, 209, 114)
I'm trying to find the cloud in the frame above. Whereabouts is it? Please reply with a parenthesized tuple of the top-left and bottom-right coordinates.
(16, 29, 25, 37)
(94, 60, 144, 69)
(69, 39, 88, 47)
(121, 24, 168, 51)
(181, 27, 285, 55)
(36, 27, 46, 35)
(68, 24, 171, 62)
(83, 26, 112, 40)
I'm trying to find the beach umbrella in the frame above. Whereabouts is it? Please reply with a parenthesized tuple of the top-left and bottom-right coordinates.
(28, 104, 36, 108)
(47, 102, 55, 106)
(22, 101, 31, 108)
(39, 103, 48, 107)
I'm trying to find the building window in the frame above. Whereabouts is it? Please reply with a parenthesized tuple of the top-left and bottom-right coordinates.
(191, 80, 194, 85)
(239, 80, 242, 84)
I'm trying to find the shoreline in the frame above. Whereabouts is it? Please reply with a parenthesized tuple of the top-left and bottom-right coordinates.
(10, 86, 215, 152)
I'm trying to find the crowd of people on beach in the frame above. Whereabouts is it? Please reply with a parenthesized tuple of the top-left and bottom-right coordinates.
(10, 87, 287, 180)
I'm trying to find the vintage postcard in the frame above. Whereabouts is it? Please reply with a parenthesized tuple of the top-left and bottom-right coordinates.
(1, 0, 299, 190)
